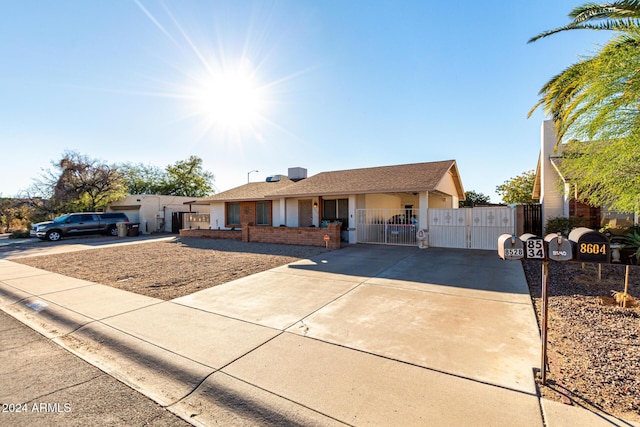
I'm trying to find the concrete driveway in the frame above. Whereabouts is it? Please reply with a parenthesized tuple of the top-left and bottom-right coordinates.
(173, 245, 543, 425)
(1, 243, 554, 426)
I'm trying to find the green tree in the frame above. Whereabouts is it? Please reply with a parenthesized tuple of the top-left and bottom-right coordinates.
(119, 156, 215, 197)
(496, 170, 536, 204)
(529, 1, 640, 42)
(529, 1, 640, 214)
(459, 191, 491, 207)
(28, 151, 127, 213)
(560, 138, 640, 212)
(161, 156, 215, 197)
(119, 162, 166, 195)
(529, 1, 640, 143)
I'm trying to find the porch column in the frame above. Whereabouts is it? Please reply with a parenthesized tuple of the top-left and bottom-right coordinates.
(419, 192, 429, 230)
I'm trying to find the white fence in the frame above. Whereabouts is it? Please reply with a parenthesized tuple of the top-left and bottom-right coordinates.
(428, 207, 515, 250)
(356, 207, 515, 250)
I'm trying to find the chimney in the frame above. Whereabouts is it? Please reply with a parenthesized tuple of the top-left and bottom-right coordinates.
(288, 167, 307, 182)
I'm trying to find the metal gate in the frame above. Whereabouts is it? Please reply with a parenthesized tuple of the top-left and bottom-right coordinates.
(356, 208, 418, 246)
(428, 207, 515, 250)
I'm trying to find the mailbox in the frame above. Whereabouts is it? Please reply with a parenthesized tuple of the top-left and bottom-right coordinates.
(498, 234, 524, 260)
(544, 233, 573, 262)
(520, 233, 545, 259)
(568, 227, 610, 263)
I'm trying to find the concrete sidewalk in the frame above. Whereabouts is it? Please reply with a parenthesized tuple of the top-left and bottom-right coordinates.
(0, 245, 637, 426)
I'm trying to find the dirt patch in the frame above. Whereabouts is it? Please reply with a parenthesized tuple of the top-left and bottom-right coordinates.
(13, 238, 329, 300)
(523, 260, 640, 423)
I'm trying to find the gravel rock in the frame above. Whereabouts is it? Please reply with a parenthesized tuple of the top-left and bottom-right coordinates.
(523, 260, 640, 422)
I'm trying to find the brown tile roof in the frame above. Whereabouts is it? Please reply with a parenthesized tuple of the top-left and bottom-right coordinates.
(269, 160, 461, 197)
(197, 178, 296, 202)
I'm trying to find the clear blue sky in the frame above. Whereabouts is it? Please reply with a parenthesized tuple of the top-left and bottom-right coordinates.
(0, 1, 611, 201)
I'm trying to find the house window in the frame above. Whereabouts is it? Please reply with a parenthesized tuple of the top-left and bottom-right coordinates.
(226, 203, 240, 226)
(323, 200, 337, 220)
(256, 201, 271, 226)
(323, 198, 348, 229)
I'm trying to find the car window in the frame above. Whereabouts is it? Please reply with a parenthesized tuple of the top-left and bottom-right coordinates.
(67, 215, 82, 223)
(80, 214, 95, 221)
(54, 214, 70, 223)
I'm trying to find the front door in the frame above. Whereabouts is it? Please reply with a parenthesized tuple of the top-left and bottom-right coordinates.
(298, 199, 313, 227)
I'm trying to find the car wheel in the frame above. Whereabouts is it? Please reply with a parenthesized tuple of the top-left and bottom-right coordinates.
(108, 225, 118, 236)
(46, 230, 62, 241)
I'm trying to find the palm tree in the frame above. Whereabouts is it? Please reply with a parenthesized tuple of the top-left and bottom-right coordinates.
(529, 1, 640, 213)
(529, 1, 640, 143)
(529, 1, 640, 42)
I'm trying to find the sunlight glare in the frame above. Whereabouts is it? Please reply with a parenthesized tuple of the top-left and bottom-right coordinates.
(195, 67, 264, 130)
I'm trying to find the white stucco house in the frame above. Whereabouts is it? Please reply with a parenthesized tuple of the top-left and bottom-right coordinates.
(107, 194, 209, 234)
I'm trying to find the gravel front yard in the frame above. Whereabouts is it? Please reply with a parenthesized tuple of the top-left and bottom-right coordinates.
(13, 238, 328, 300)
(10, 239, 640, 422)
(523, 260, 640, 423)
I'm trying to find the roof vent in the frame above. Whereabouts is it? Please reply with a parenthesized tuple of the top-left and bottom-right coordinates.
(265, 175, 283, 182)
(288, 167, 307, 182)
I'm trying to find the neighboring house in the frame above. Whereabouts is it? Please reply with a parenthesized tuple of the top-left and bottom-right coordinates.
(194, 161, 470, 245)
(532, 120, 634, 235)
(107, 194, 208, 234)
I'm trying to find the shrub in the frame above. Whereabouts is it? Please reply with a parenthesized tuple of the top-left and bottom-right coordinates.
(545, 216, 587, 236)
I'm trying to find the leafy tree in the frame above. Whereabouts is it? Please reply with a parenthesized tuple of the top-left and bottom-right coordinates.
(119, 162, 166, 195)
(0, 198, 34, 232)
(28, 151, 127, 213)
(496, 170, 536, 204)
(161, 156, 215, 197)
(459, 191, 491, 207)
(119, 156, 215, 197)
(560, 137, 640, 212)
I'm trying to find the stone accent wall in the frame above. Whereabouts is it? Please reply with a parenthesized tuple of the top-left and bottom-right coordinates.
(179, 229, 242, 240)
(181, 222, 341, 249)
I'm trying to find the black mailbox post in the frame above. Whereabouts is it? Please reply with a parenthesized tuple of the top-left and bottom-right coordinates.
(568, 227, 610, 263)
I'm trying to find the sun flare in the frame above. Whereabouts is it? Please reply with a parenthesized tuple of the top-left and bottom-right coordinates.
(193, 67, 265, 131)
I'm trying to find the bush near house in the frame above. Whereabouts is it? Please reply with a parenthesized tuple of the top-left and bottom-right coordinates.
(545, 216, 588, 236)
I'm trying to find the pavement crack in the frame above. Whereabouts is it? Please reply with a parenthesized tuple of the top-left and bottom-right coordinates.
(21, 374, 104, 404)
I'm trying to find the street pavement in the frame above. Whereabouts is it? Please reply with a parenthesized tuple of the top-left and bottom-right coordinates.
(0, 309, 188, 426)
(1, 243, 638, 426)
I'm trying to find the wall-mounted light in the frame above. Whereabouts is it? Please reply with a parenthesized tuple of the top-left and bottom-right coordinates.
(313, 202, 318, 209)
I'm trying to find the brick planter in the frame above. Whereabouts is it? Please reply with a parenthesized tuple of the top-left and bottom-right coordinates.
(179, 229, 242, 240)
(181, 223, 341, 249)
(242, 222, 341, 249)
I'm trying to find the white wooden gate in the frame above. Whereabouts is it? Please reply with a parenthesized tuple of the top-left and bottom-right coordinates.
(428, 207, 515, 250)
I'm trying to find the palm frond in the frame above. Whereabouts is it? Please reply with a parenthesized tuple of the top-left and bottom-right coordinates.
(529, 1, 640, 42)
